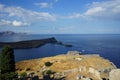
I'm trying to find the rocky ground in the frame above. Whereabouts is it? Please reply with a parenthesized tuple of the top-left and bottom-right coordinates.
(16, 51, 116, 80)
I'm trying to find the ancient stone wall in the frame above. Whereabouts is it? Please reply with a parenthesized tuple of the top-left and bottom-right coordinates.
(89, 67, 101, 80)
(109, 69, 120, 80)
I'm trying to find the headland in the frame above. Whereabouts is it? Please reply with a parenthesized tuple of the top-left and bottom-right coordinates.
(16, 51, 119, 80)
(0, 37, 72, 49)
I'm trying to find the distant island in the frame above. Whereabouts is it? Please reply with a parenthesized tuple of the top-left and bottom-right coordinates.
(0, 31, 28, 36)
(0, 37, 72, 49)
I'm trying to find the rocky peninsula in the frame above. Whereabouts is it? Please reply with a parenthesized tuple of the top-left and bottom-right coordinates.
(16, 51, 119, 80)
(0, 37, 72, 49)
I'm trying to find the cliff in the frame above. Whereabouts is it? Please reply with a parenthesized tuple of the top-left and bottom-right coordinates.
(0, 37, 59, 49)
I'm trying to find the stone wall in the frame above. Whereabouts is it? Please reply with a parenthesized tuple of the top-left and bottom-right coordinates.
(109, 69, 120, 80)
(88, 67, 101, 80)
(61, 66, 101, 80)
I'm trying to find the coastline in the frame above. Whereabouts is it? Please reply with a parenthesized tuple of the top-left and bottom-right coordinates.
(0, 37, 72, 49)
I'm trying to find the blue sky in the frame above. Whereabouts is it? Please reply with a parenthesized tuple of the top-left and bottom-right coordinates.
(0, 0, 120, 34)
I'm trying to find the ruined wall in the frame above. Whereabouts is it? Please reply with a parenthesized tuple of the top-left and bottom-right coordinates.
(89, 67, 101, 80)
(62, 66, 101, 80)
(109, 69, 120, 80)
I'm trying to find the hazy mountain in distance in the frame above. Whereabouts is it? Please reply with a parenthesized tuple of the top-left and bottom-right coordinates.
(0, 31, 28, 36)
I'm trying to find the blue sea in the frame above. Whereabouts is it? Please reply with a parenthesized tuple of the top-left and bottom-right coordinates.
(0, 34, 120, 68)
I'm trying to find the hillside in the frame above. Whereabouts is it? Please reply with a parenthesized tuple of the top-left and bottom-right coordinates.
(16, 51, 116, 80)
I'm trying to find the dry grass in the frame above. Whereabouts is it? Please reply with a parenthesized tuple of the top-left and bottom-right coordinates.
(16, 54, 115, 79)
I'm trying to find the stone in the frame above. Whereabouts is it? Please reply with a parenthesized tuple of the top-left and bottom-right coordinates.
(109, 69, 120, 80)
(76, 75, 81, 80)
(67, 51, 80, 56)
(75, 58, 82, 61)
(89, 67, 101, 79)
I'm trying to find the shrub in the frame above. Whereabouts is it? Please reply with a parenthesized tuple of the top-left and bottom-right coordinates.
(102, 78, 107, 80)
(20, 72, 27, 78)
(15, 68, 19, 71)
(42, 70, 55, 75)
(46, 70, 55, 75)
(26, 68, 31, 71)
(19, 69, 23, 71)
(45, 62, 52, 67)
(0, 72, 18, 80)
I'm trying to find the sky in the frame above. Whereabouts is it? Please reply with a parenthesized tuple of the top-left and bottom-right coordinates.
(0, 0, 120, 34)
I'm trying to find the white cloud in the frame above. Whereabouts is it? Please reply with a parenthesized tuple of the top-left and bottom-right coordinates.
(12, 20, 29, 27)
(0, 19, 30, 27)
(60, 0, 120, 20)
(34, 2, 52, 8)
(0, 4, 56, 22)
(1, 0, 120, 22)
(34, 0, 59, 9)
(85, 7, 105, 16)
(12, 20, 22, 26)
(84, 0, 120, 20)
(0, 19, 11, 26)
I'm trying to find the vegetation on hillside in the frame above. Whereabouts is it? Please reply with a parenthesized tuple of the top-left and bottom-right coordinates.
(0, 45, 17, 80)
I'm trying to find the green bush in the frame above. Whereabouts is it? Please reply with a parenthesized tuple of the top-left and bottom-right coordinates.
(45, 62, 52, 67)
(42, 70, 55, 75)
(0, 72, 18, 80)
(26, 68, 31, 71)
(20, 72, 27, 78)
(46, 70, 55, 75)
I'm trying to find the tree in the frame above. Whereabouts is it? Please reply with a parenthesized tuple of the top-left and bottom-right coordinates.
(0, 45, 16, 79)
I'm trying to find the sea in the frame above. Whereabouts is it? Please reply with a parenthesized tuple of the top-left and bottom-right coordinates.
(0, 34, 120, 68)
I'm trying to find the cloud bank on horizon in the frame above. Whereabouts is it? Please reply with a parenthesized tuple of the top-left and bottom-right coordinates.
(0, 0, 120, 34)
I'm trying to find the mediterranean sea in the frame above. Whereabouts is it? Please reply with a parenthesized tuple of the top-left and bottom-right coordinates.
(0, 34, 120, 68)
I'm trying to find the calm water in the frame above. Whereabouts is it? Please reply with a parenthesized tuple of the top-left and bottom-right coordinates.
(0, 34, 120, 68)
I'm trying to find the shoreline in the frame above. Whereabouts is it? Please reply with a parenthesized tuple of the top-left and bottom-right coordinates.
(0, 37, 72, 49)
